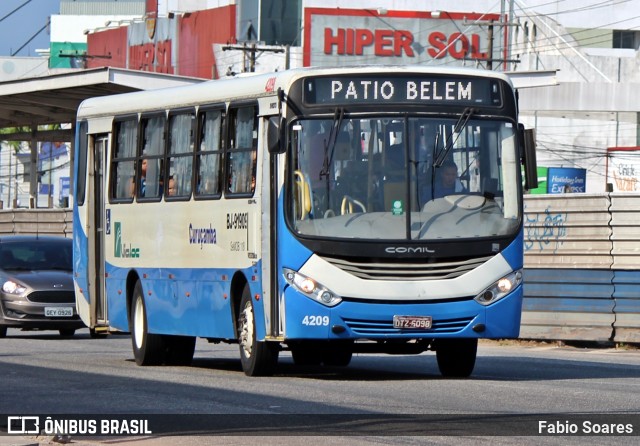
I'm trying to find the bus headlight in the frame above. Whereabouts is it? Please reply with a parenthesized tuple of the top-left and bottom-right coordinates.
(283, 268, 342, 307)
(474, 270, 522, 306)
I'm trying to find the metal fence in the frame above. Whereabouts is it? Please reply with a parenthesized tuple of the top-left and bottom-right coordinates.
(1, 194, 638, 344)
(522, 193, 640, 344)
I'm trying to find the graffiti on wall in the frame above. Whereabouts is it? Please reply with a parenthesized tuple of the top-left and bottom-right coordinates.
(524, 206, 568, 253)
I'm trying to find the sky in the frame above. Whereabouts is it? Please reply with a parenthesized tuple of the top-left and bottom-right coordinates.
(0, 0, 60, 57)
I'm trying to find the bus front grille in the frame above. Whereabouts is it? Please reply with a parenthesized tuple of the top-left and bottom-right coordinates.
(319, 255, 492, 280)
(342, 316, 473, 335)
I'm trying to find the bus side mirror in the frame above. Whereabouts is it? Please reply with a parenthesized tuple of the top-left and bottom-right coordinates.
(519, 125, 538, 190)
(267, 116, 286, 154)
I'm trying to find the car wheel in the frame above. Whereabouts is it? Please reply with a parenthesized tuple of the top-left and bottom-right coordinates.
(0, 325, 6, 338)
(436, 338, 478, 378)
(165, 335, 196, 366)
(237, 284, 278, 376)
(130, 280, 165, 366)
(59, 329, 76, 337)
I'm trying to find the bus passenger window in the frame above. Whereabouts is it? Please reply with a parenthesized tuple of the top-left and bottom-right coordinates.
(226, 105, 257, 196)
(196, 109, 224, 198)
(139, 115, 166, 199)
(167, 111, 195, 198)
(112, 119, 137, 201)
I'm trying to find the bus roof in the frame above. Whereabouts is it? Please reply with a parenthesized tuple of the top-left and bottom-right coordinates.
(76, 65, 514, 120)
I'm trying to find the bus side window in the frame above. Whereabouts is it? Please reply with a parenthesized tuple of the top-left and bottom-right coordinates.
(112, 119, 137, 201)
(196, 108, 224, 198)
(226, 105, 257, 195)
(138, 114, 166, 200)
(167, 110, 195, 199)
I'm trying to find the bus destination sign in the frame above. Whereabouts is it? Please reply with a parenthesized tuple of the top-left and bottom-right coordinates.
(303, 76, 501, 107)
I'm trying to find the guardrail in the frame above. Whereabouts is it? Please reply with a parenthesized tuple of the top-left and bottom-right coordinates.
(0, 208, 73, 237)
(1, 195, 638, 344)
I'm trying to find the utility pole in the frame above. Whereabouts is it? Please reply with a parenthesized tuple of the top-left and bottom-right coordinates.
(464, 17, 519, 70)
(487, 21, 494, 71)
(222, 43, 285, 73)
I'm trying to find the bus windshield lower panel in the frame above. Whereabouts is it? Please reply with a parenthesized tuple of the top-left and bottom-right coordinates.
(289, 116, 520, 241)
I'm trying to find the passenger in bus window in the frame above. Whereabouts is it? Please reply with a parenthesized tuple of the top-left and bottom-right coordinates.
(419, 160, 466, 205)
(167, 175, 177, 196)
(139, 158, 147, 196)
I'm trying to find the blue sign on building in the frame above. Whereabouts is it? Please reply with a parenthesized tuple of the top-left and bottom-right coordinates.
(547, 167, 586, 194)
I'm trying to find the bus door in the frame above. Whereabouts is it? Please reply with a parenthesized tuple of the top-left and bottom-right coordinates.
(89, 135, 108, 331)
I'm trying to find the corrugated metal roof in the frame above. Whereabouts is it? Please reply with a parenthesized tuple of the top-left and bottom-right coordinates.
(60, 0, 145, 16)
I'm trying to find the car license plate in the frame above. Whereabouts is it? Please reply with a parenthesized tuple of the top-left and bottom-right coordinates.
(393, 315, 432, 329)
(45, 307, 73, 317)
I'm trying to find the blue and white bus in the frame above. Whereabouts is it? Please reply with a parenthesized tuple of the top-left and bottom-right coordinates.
(73, 66, 537, 377)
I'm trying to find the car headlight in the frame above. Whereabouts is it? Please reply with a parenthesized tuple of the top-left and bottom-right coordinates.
(474, 270, 522, 306)
(283, 268, 342, 307)
(2, 280, 27, 295)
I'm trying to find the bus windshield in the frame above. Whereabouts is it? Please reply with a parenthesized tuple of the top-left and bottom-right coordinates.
(289, 116, 521, 241)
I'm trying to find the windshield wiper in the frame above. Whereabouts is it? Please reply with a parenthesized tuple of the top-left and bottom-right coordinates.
(434, 107, 476, 167)
(319, 107, 345, 180)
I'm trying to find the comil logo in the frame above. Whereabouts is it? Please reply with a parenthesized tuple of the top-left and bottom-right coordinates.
(7, 416, 40, 434)
(114, 222, 140, 258)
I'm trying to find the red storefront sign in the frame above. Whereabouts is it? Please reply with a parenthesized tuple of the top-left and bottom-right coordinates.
(305, 8, 504, 67)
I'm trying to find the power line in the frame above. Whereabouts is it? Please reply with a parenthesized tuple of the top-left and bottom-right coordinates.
(0, 0, 32, 23)
(11, 17, 49, 57)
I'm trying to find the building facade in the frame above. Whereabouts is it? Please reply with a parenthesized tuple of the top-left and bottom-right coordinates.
(1, 0, 639, 207)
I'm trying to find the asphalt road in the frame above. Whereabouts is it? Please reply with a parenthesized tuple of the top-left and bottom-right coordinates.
(1, 329, 639, 445)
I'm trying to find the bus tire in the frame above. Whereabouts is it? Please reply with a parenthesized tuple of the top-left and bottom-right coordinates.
(436, 338, 478, 378)
(322, 340, 353, 367)
(130, 281, 165, 366)
(165, 335, 196, 366)
(0, 325, 7, 338)
(238, 285, 278, 376)
(290, 342, 323, 366)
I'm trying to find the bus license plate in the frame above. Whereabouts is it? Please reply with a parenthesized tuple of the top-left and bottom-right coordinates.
(45, 307, 73, 317)
(393, 315, 432, 329)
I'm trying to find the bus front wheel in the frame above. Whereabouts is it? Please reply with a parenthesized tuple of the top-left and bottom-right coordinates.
(130, 281, 165, 366)
(237, 285, 278, 376)
(435, 338, 477, 378)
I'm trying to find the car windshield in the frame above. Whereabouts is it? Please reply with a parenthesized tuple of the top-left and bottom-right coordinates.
(0, 239, 72, 271)
(288, 115, 521, 240)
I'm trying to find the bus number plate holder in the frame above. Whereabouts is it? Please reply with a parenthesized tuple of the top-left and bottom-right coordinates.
(393, 315, 432, 329)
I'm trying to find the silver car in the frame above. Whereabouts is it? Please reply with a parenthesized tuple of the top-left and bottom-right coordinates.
(0, 235, 85, 337)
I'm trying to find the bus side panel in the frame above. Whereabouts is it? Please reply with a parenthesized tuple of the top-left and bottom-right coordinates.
(104, 263, 245, 339)
(72, 204, 91, 327)
(103, 264, 129, 332)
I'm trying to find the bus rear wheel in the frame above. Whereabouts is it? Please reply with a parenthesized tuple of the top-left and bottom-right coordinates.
(435, 338, 478, 378)
(130, 281, 165, 366)
(237, 285, 278, 376)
